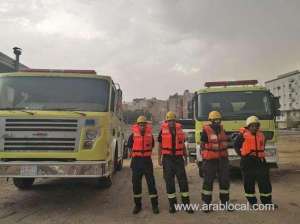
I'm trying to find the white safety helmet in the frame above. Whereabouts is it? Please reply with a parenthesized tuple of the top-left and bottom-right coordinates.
(246, 116, 260, 127)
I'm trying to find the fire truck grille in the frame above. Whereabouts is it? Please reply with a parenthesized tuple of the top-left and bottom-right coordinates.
(3, 119, 79, 152)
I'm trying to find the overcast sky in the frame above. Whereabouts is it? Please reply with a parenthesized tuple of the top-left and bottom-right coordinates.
(1, 0, 299, 101)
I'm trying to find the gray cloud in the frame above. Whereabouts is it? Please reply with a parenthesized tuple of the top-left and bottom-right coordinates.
(1, 0, 299, 100)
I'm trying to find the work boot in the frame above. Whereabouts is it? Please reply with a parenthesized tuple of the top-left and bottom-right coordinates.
(249, 203, 258, 210)
(132, 205, 142, 214)
(202, 202, 212, 213)
(168, 198, 177, 214)
(246, 197, 258, 206)
(262, 202, 278, 210)
(182, 196, 194, 214)
(221, 201, 234, 212)
(132, 198, 142, 214)
(151, 197, 160, 214)
(226, 207, 234, 212)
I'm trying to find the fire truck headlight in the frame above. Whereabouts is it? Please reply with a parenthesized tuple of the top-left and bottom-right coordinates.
(265, 142, 276, 157)
(86, 129, 98, 140)
(83, 140, 94, 149)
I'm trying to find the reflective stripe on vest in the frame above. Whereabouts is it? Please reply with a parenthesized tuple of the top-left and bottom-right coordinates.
(201, 124, 228, 160)
(240, 127, 265, 158)
(160, 122, 185, 156)
(131, 124, 153, 158)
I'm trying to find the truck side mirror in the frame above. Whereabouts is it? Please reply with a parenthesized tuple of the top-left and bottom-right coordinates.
(273, 97, 280, 109)
(272, 96, 281, 116)
(275, 109, 281, 117)
(116, 89, 123, 119)
(193, 92, 198, 119)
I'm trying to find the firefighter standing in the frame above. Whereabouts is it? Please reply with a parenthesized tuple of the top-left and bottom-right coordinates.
(158, 111, 193, 214)
(127, 116, 159, 214)
(234, 116, 277, 207)
(200, 111, 230, 211)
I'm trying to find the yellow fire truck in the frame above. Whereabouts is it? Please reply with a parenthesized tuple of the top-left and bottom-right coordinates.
(194, 80, 281, 175)
(0, 69, 126, 189)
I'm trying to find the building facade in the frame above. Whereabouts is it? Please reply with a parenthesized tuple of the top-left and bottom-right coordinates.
(265, 70, 300, 129)
(182, 90, 194, 119)
(168, 90, 193, 119)
(168, 93, 183, 119)
(123, 97, 168, 123)
(123, 90, 194, 124)
(0, 51, 28, 73)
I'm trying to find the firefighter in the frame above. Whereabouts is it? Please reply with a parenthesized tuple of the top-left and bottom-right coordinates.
(200, 111, 230, 212)
(157, 111, 193, 214)
(127, 116, 159, 214)
(234, 116, 277, 207)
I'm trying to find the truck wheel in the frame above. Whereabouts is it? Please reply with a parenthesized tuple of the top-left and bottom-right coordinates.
(116, 158, 123, 171)
(96, 176, 112, 188)
(197, 162, 204, 178)
(113, 147, 119, 173)
(122, 144, 128, 159)
(268, 163, 278, 168)
(13, 178, 35, 190)
(230, 167, 242, 179)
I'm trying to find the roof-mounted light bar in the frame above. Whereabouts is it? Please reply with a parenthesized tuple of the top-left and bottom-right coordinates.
(205, 80, 258, 87)
(19, 69, 97, 74)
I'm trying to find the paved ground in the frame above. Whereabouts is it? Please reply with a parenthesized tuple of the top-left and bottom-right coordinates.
(0, 134, 300, 224)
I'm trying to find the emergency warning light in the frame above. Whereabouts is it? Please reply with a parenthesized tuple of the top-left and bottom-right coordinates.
(205, 80, 258, 87)
(19, 69, 97, 74)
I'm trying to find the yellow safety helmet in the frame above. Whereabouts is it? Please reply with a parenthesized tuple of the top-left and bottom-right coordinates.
(208, 111, 222, 120)
(246, 116, 260, 126)
(166, 111, 176, 121)
(137, 115, 147, 124)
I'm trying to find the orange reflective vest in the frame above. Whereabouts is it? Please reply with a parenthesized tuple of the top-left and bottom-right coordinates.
(131, 124, 153, 158)
(160, 122, 185, 156)
(201, 124, 228, 160)
(240, 127, 265, 158)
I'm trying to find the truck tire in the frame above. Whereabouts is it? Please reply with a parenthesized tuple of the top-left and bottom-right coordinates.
(197, 162, 204, 178)
(230, 167, 241, 177)
(96, 176, 112, 188)
(116, 158, 123, 171)
(123, 144, 128, 159)
(113, 147, 119, 173)
(268, 163, 278, 168)
(13, 178, 35, 190)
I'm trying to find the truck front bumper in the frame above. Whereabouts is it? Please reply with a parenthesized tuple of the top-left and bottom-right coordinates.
(0, 161, 110, 178)
(227, 146, 279, 167)
(196, 146, 278, 168)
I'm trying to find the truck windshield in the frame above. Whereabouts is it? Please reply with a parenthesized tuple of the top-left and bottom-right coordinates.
(177, 119, 195, 129)
(0, 76, 110, 112)
(197, 91, 273, 120)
